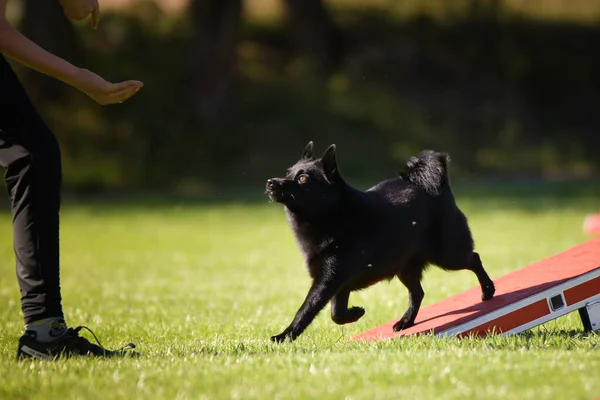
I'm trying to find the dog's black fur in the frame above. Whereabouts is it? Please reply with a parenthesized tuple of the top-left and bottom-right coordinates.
(266, 142, 496, 343)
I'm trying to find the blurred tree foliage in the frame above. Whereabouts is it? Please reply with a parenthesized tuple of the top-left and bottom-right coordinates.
(9, 0, 600, 194)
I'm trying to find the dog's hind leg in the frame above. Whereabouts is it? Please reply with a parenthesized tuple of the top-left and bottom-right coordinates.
(431, 210, 496, 301)
(469, 252, 495, 301)
(331, 289, 365, 325)
(393, 261, 425, 332)
(434, 250, 495, 302)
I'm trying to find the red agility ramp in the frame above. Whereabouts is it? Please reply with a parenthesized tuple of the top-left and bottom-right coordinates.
(353, 237, 600, 341)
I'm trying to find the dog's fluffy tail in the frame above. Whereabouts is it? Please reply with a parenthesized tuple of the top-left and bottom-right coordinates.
(401, 150, 451, 196)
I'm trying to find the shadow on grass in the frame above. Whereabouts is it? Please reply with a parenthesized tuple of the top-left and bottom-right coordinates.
(485, 327, 600, 350)
(164, 326, 599, 357)
(517, 328, 598, 339)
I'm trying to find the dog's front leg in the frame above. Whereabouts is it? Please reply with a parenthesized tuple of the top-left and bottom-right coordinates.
(331, 289, 365, 325)
(271, 276, 343, 343)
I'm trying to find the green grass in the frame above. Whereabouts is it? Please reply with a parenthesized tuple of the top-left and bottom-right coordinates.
(1, 184, 599, 400)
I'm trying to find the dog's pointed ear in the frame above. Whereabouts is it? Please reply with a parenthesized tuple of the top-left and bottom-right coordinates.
(302, 141, 314, 160)
(321, 144, 341, 182)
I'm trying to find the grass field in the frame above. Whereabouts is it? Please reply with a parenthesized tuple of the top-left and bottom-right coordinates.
(1, 183, 599, 400)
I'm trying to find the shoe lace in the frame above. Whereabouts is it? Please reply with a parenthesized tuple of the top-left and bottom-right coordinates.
(72, 326, 137, 353)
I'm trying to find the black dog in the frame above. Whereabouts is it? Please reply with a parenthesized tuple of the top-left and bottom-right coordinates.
(266, 142, 495, 343)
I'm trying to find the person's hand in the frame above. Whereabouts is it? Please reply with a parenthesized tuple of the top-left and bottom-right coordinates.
(59, 0, 100, 29)
(71, 68, 143, 105)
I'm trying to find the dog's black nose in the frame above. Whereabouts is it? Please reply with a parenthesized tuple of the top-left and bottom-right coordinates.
(266, 179, 277, 189)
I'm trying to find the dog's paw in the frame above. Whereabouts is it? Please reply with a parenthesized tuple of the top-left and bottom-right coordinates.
(481, 283, 496, 301)
(333, 306, 366, 325)
(270, 330, 293, 343)
(392, 318, 414, 332)
(347, 306, 366, 322)
(332, 306, 366, 325)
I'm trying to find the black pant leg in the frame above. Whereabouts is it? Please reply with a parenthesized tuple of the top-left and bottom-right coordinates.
(0, 55, 64, 324)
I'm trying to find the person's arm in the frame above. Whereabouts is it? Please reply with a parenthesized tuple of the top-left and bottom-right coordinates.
(0, 0, 142, 105)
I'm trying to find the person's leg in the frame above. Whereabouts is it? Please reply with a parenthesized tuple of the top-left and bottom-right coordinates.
(0, 55, 137, 359)
(0, 55, 64, 328)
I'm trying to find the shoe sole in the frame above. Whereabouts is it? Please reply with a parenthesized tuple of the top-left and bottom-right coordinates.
(18, 345, 53, 361)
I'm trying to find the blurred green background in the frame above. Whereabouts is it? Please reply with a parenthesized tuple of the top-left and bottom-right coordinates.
(4, 0, 600, 195)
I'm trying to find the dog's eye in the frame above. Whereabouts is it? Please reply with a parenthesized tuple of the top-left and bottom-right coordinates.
(297, 174, 309, 184)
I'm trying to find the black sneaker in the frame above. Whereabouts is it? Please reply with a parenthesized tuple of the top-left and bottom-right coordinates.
(17, 326, 139, 360)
